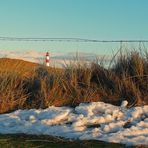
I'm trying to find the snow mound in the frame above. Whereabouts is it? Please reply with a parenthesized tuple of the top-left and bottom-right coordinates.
(0, 101, 147, 146)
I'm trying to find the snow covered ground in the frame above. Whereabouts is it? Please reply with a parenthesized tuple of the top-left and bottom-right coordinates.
(0, 101, 147, 146)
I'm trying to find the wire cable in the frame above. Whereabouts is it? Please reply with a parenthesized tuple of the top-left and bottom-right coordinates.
(0, 36, 148, 43)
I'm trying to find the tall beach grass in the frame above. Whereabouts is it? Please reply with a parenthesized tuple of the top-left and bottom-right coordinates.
(0, 49, 148, 113)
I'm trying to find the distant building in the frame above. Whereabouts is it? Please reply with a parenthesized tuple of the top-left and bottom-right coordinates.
(46, 52, 50, 66)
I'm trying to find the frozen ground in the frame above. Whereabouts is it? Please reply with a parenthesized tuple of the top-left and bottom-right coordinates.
(0, 101, 147, 146)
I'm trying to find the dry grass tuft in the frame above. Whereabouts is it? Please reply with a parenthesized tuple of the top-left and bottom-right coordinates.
(0, 49, 148, 113)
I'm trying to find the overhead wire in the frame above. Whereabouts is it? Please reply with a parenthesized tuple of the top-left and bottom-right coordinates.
(0, 36, 148, 43)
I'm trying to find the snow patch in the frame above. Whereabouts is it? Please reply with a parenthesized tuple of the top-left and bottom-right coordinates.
(0, 101, 147, 146)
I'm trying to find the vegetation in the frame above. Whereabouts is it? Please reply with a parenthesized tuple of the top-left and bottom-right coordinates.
(0, 134, 147, 148)
(0, 134, 146, 148)
(0, 50, 148, 114)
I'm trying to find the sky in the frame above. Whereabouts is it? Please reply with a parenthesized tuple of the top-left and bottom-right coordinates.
(0, 0, 148, 55)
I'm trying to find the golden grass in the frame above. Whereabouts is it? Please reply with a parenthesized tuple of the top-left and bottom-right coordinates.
(0, 50, 148, 113)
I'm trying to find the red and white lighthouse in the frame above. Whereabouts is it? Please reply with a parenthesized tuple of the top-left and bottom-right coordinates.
(45, 52, 50, 67)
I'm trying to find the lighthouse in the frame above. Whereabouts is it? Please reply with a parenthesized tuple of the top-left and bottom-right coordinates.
(45, 52, 50, 67)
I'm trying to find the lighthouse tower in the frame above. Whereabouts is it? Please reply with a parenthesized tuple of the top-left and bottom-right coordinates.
(45, 52, 50, 67)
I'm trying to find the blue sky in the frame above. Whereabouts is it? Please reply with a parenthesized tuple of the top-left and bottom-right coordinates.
(0, 0, 148, 54)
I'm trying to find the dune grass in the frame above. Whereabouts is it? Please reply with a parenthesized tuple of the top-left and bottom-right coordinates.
(0, 50, 148, 113)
